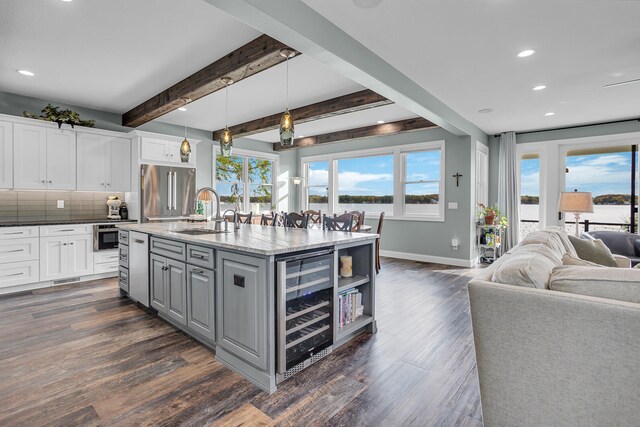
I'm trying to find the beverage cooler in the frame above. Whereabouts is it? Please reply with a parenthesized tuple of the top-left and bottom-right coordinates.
(276, 249, 334, 382)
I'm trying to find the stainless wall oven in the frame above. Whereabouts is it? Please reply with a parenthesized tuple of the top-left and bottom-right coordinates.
(276, 249, 334, 383)
(93, 224, 119, 252)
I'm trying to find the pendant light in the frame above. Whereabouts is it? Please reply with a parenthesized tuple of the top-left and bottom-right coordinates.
(179, 98, 191, 162)
(220, 77, 233, 157)
(279, 49, 296, 147)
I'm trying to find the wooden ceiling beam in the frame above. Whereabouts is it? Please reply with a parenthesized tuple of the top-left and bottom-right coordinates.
(212, 89, 391, 141)
(122, 35, 297, 128)
(273, 117, 438, 151)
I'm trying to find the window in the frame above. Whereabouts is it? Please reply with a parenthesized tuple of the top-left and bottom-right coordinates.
(301, 141, 445, 221)
(403, 150, 440, 216)
(214, 149, 277, 215)
(305, 161, 329, 212)
(337, 155, 394, 216)
(519, 153, 541, 239)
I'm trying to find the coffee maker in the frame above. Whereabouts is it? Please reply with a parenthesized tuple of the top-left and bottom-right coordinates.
(107, 197, 122, 220)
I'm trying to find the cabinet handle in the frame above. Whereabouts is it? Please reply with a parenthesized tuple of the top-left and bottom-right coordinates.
(69, 242, 74, 245)
(4, 232, 24, 235)
(48, 180, 52, 184)
(62, 243, 67, 246)
(107, 183, 111, 186)
(59, 229, 75, 232)
(191, 253, 205, 259)
(192, 268, 204, 274)
(133, 239, 145, 244)
(41, 180, 46, 183)
(2, 249, 24, 253)
(6, 272, 23, 277)
(100, 183, 104, 186)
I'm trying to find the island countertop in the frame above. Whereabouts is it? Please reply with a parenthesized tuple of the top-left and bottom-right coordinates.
(116, 222, 378, 256)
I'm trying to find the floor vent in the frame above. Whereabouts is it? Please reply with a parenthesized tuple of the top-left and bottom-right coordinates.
(53, 277, 81, 285)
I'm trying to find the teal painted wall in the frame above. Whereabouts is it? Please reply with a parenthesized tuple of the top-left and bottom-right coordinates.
(294, 128, 474, 261)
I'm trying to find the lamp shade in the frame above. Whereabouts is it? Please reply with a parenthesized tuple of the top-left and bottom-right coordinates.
(558, 191, 594, 214)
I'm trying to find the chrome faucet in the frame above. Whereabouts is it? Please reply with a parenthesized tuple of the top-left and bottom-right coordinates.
(195, 187, 223, 231)
(222, 209, 240, 232)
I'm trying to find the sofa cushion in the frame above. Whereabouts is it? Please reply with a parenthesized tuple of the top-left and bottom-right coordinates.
(521, 231, 566, 258)
(492, 245, 561, 289)
(549, 266, 640, 304)
(512, 242, 563, 264)
(568, 236, 618, 267)
(562, 253, 605, 268)
(545, 226, 578, 257)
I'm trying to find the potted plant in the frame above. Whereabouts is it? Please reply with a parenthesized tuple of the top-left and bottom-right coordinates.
(477, 204, 505, 226)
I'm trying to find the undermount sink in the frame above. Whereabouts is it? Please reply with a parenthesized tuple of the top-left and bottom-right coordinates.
(173, 229, 229, 235)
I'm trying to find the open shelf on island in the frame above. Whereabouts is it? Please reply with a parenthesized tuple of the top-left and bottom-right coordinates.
(337, 314, 373, 340)
(338, 274, 369, 292)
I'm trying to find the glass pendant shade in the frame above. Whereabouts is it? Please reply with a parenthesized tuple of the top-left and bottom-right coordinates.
(279, 109, 294, 146)
(220, 127, 233, 156)
(180, 138, 191, 162)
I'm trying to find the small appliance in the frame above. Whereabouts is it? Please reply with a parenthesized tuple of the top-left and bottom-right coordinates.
(93, 224, 119, 252)
(107, 197, 122, 220)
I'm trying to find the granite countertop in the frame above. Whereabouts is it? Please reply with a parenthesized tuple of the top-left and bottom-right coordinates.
(0, 219, 138, 227)
(117, 222, 378, 256)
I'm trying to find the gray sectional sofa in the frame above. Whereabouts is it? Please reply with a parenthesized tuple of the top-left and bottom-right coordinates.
(468, 227, 640, 426)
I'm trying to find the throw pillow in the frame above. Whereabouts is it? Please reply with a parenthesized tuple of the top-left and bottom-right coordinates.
(561, 253, 604, 268)
(550, 266, 640, 304)
(568, 236, 617, 267)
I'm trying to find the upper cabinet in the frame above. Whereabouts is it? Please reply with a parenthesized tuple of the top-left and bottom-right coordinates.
(77, 133, 131, 192)
(13, 124, 76, 190)
(139, 136, 195, 166)
(0, 121, 12, 189)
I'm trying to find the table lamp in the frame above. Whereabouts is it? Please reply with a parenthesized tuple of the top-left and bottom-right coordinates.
(558, 190, 594, 237)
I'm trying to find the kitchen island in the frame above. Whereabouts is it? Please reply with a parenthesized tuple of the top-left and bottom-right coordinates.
(116, 222, 378, 393)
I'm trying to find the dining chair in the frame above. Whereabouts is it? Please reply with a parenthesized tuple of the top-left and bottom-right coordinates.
(303, 210, 322, 225)
(323, 214, 353, 231)
(235, 212, 253, 224)
(375, 212, 385, 274)
(284, 212, 309, 229)
(345, 210, 365, 232)
(260, 212, 282, 226)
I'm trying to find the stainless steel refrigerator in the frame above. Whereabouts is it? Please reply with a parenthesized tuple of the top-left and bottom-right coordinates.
(140, 164, 196, 222)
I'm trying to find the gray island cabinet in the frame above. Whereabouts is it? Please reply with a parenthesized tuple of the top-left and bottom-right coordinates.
(117, 222, 378, 393)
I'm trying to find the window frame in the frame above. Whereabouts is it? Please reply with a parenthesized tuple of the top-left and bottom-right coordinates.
(213, 146, 278, 214)
(300, 140, 445, 221)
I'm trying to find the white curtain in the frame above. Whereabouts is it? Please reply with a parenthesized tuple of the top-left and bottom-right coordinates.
(498, 131, 520, 251)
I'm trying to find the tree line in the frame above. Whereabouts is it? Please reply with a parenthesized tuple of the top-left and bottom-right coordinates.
(521, 194, 639, 205)
(309, 194, 439, 204)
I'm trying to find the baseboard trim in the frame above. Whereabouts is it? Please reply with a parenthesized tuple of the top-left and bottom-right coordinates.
(0, 271, 118, 296)
(379, 250, 475, 268)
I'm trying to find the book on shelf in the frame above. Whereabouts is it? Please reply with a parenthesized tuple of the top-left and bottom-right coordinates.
(338, 288, 364, 329)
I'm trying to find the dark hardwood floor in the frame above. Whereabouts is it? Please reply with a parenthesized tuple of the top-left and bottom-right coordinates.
(0, 258, 483, 427)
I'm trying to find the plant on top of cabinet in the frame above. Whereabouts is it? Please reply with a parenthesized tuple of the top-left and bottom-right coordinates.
(23, 104, 96, 129)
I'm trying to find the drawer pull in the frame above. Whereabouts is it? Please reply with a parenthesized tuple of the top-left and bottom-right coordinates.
(6, 272, 24, 277)
(191, 253, 206, 259)
(1, 249, 24, 253)
(4, 232, 25, 235)
(133, 239, 145, 244)
(58, 229, 75, 232)
(192, 268, 204, 274)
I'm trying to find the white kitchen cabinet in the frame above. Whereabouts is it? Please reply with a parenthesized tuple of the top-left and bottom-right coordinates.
(13, 124, 76, 190)
(13, 123, 47, 189)
(46, 129, 76, 190)
(0, 121, 13, 189)
(77, 133, 131, 191)
(106, 137, 131, 191)
(40, 234, 93, 281)
(0, 261, 39, 290)
(0, 238, 39, 263)
(140, 137, 185, 164)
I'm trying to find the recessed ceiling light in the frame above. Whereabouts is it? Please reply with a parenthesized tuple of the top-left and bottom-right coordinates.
(517, 49, 536, 58)
(532, 85, 546, 91)
(17, 69, 35, 77)
(545, 112, 555, 116)
(478, 108, 494, 114)
(298, 135, 305, 138)
(377, 120, 385, 124)
(353, 0, 383, 8)
(61, 0, 73, 2)
(178, 107, 187, 112)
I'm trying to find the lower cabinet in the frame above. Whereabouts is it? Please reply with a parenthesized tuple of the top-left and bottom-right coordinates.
(186, 264, 215, 341)
(40, 234, 93, 281)
(217, 250, 268, 370)
(149, 254, 187, 327)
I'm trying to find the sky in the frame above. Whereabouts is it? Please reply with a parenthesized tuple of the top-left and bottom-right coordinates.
(307, 151, 441, 196)
(520, 152, 633, 197)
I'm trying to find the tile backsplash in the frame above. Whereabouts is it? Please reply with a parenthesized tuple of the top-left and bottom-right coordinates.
(0, 191, 126, 222)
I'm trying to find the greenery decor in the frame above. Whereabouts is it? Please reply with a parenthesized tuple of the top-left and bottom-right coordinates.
(23, 104, 96, 129)
(477, 204, 509, 228)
